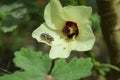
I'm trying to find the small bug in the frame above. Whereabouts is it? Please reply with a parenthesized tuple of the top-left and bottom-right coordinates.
(40, 33, 54, 42)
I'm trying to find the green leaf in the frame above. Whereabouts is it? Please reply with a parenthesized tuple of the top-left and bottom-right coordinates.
(51, 57, 93, 80)
(13, 48, 51, 76)
(1, 15, 19, 33)
(0, 72, 29, 80)
(1, 25, 17, 33)
(0, 3, 27, 17)
(0, 3, 28, 33)
(0, 71, 46, 80)
(0, 48, 51, 80)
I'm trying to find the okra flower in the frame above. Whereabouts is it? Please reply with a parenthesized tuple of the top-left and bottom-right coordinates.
(32, 0, 95, 59)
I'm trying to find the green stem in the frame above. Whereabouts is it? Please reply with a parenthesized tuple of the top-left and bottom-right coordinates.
(86, 51, 104, 75)
(48, 59, 56, 75)
(0, 67, 11, 74)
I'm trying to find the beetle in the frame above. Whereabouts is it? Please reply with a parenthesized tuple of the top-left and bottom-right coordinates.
(40, 33, 54, 42)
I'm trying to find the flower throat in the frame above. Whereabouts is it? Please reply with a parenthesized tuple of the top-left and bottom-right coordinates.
(62, 21, 79, 38)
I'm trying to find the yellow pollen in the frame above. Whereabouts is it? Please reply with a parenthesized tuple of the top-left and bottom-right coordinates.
(69, 27, 75, 34)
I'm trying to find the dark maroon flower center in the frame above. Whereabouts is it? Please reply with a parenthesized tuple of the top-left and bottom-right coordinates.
(62, 21, 79, 38)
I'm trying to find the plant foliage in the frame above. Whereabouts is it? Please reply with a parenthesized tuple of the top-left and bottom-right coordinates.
(0, 48, 93, 80)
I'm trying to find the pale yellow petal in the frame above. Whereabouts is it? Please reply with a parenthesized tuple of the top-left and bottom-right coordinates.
(63, 6, 92, 24)
(74, 23, 95, 51)
(49, 43, 71, 59)
(32, 23, 64, 45)
(44, 0, 65, 30)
